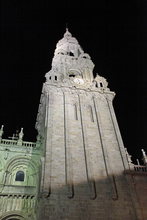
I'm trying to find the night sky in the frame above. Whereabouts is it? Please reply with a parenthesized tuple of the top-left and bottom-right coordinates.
(0, 1, 146, 163)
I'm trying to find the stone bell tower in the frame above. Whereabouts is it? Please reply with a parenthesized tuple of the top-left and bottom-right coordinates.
(36, 29, 138, 219)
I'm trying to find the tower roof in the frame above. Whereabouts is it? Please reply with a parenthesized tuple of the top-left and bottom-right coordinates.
(54, 28, 84, 57)
(57, 28, 79, 45)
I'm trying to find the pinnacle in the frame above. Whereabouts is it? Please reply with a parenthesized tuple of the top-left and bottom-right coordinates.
(64, 28, 72, 38)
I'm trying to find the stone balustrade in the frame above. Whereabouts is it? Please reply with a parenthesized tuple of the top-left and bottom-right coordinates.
(124, 164, 147, 175)
(22, 141, 36, 147)
(133, 165, 147, 172)
(0, 139, 36, 148)
(1, 139, 17, 145)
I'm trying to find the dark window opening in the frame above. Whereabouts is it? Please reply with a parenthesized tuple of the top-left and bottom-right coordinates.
(58, 52, 64, 55)
(15, 171, 25, 182)
(74, 104, 78, 120)
(100, 82, 103, 87)
(88, 105, 94, 122)
(49, 76, 51, 80)
(55, 76, 57, 80)
(69, 52, 74, 56)
(95, 82, 98, 88)
(69, 74, 75, 77)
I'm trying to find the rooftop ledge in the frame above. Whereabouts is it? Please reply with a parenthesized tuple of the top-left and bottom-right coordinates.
(124, 165, 147, 175)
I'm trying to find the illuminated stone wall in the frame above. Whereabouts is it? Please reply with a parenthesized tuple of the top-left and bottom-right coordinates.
(36, 30, 147, 220)
(0, 133, 41, 220)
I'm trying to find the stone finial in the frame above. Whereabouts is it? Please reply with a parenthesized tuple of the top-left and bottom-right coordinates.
(0, 125, 4, 141)
(19, 128, 24, 140)
(36, 134, 41, 142)
(64, 28, 72, 38)
(125, 148, 134, 169)
(36, 134, 42, 148)
(17, 128, 24, 146)
(141, 149, 147, 165)
(136, 159, 140, 165)
(125, 148, 132, 163)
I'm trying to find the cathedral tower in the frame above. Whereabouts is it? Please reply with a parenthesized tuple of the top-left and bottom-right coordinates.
(36, 29, 139, 219)
(0, 29, 147, 220)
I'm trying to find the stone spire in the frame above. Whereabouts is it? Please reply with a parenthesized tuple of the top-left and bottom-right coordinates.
(17, 128, 24, 146)
(18, 128, 24, 140)
(141, 149, 147, 165)
(125, 148, 134, 169)
(54, 28, 84, 58)
(45, 29, 95, 83)
(64, 28, 72, 38)
(0, 125, 4, 141)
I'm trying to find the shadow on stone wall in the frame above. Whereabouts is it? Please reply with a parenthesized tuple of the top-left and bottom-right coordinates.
(38, 171, 147, 220)
(1, 171, 146, 220)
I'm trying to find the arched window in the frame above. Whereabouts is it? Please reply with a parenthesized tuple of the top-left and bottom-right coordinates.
(15, 171, 25, 182)
(74, 104, 78, 120)
(69, 74, 75, 77)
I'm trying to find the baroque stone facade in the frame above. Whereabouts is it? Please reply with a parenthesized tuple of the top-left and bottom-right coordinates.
(0, 29, 147, 220)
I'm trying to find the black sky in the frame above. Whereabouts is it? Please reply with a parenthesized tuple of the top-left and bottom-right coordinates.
(0, 1, 146, 163)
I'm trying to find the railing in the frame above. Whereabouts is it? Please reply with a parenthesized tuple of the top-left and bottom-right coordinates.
(22, 141, 36, 147)
(134, 165, 147, 173)
(1, 139, 17, 145)
(0, 139, 36, 148)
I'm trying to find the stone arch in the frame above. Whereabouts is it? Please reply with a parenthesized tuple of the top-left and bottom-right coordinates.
(1, 211, 25, 220)
(68, 69, 82, 78)
(79, 53, 91, 60)
(3, 156, 40, 186)
(1, 215, 24, 220)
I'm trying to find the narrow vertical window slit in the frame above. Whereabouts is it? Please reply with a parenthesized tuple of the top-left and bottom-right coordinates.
(74, 104, 78, 120)
(88, 105, 94, 122)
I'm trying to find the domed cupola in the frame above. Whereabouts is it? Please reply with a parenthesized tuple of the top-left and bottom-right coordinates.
(54, 28, 84, 58)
